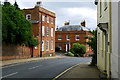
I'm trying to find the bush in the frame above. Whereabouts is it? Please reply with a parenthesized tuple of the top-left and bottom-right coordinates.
(67, 52, 74, 57)
(55, 47, 60, 52)
(70, 43, 86, 57)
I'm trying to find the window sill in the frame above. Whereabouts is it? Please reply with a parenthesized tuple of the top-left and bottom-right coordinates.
(76, 39, 79, 41)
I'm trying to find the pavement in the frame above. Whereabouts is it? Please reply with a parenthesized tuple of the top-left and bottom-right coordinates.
(58, 63, 101, 79)
(1, 56, 64, 67)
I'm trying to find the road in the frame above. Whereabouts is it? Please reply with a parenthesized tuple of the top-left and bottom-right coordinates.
(2, 57, 91, 79)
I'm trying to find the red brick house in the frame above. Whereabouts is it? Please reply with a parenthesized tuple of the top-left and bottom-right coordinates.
(55, 20, 93, 56)
(23, 2, 56, 57)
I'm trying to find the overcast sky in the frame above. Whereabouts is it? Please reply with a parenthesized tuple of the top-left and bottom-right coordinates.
(4, 0, 97, 30)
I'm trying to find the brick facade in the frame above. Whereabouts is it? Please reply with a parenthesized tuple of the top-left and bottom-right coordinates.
(23, 2, 56, 57)
(55, 29, 93, 57)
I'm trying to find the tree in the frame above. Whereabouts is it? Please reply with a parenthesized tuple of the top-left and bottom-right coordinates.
(14, 0, 20, 10)
(2, 3, 39, 47)
(85, 29, 97, 66)
(70, 43, 86, 57)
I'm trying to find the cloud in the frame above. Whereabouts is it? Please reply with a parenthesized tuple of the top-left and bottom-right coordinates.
(55, 7, 97, 29)
(5, 0, 97, 29)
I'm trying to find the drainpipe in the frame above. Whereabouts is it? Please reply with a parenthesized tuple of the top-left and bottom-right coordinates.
(40, 13, 42, 57)
(108, 0, 112, 78)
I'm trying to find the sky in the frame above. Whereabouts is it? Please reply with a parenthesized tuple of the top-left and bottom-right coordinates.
(3, 0, 97, 30)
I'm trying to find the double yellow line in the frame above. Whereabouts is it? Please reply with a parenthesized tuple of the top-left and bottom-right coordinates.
(52, 63, 81, 80)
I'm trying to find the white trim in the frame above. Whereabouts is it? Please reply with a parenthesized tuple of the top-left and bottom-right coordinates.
(66, 44, 67, 52)
(42, 26, 45, 36)
(51, 28, 53, 37)
(42, 15, 45, 21)
(26, 14, 31, 20)
(58, 35, 62, 40)
(66, 35, 70, 40)
(76, 35, 80, 41)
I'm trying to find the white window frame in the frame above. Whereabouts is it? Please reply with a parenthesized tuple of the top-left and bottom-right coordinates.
(35, 46, 38, 49)
(47, 41, 49, 51)
(26, 14, 31, 20)
(47, 17, 49, 23)
(51, 41, 53, 50)
(76, 35, 79, 41)
(47, 27, 49, 37)
(51, 18, 53, 24)
(67, 35, 70, 40)
(42, 41, 44, 51)
(58, 35, 62, 40)
(51, 28, 53, 37)
(42, 26, 45, 36)
(42, 15, 45, 21)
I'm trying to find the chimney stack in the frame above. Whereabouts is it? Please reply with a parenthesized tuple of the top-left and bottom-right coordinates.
(81, 20, 86, 27)
(64, 21, 69, 25)
(36, 1, 42, 7)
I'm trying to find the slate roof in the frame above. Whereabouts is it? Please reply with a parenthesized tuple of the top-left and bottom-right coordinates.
(57, 25, 90, 31)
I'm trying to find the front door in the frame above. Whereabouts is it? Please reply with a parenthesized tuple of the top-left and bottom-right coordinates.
(67, 44, 69, 52)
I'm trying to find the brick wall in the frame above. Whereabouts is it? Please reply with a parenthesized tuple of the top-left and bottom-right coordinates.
(1, 44, 32, 60)
(55, 31, 94, 56)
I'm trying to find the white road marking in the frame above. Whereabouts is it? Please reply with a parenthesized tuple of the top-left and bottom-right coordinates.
(1, 72, 18, 78)
(28, 65, 42, 70)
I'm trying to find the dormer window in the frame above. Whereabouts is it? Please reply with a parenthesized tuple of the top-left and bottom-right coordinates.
(26, 14, 31, 20)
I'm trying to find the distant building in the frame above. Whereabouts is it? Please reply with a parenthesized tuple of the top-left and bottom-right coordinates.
(23, 2, 56, 57)
(55, 20, 93, 57)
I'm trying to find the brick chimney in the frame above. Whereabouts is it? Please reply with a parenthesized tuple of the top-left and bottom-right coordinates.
(64, 21, 69, 25)
(81, 20, 86, 27)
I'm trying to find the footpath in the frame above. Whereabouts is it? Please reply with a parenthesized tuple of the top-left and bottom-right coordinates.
(54, 63, 107, 80)
(0, 56, 64, 67)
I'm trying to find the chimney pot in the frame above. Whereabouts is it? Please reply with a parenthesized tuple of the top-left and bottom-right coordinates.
(81, 20, 86, 27)
(36, 1, 42, 7)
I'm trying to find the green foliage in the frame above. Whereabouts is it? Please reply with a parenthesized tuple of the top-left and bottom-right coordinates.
(67, 52, 74, 57)
(70, 43, 86, 57)
(55, 47, 60, 52)
(85, 29, 97, 66)
(2, 3, 39, 47)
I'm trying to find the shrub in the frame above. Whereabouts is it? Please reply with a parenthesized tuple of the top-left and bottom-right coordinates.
(70, 43, 86, 57)
(67, 52, 74, 57)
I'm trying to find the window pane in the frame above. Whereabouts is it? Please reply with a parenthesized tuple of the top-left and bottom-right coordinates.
(51, 18, 53, 24)
(42, 15, 45, 21)
(47, 17, 49, 23)
(51, 41, 53, 50)
(26, 14, 31, 20)
(42, 26, 44, 36)
(47, 27, 49, 36)
(47, 41, 49, 51)
(58, 35, 61, 40)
